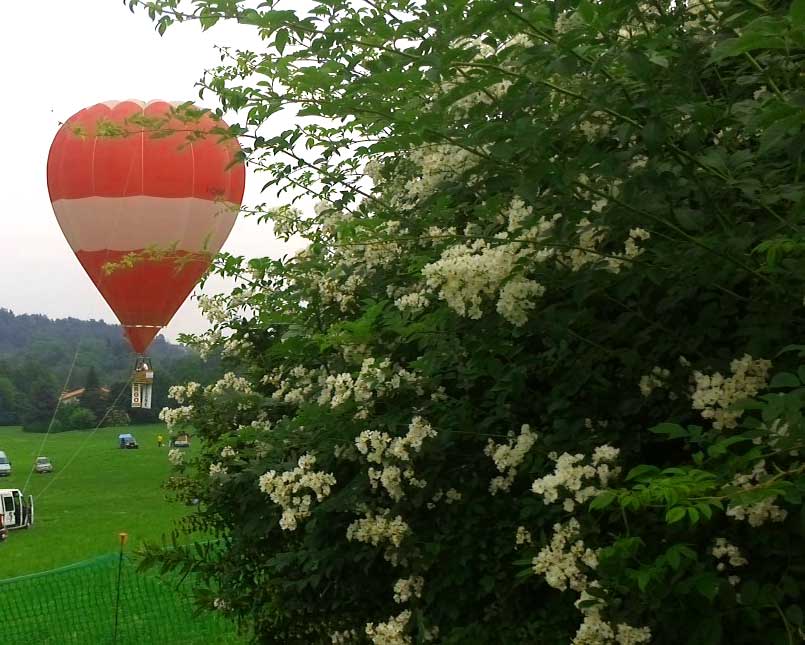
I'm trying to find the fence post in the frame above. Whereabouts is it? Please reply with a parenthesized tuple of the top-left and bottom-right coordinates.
(112, 532, 128, 644)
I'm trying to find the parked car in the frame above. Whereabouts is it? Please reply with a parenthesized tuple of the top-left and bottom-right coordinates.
(171, 432, 191, 449)
(118, 433, 139, 449)
(0, 488, 34, 530)
(34, 457, 53, 473)
(0, 451, 11, 477)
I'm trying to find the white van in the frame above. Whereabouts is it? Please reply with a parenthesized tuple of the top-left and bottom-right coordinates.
(0, 489, 34, 531)
(0, 451, 10, 476)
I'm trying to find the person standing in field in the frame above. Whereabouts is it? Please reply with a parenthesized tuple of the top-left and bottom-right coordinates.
(157, 434, 164, 448)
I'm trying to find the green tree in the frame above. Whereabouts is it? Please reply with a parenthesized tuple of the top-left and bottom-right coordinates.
(21, 368, 59, 433)
(57, 405, 97, 431)
(79, 365, 107, 421)
(0, 374, 20, 425)
(136, 1, 805, 643)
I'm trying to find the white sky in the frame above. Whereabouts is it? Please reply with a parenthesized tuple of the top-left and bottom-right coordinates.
(0, 0, 300, 342)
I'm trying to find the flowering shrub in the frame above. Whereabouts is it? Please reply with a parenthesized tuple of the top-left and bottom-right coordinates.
(134, 1, 805, 643)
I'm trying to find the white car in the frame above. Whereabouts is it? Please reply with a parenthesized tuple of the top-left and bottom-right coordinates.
(0, 451, 10, 477)
(34, 457, 53, 474)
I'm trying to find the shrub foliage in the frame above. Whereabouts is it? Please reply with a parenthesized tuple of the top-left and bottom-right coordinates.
(136, 1, 805, 643)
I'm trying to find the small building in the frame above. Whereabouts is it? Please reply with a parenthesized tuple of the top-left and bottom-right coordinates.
(60, 387, 110, 405)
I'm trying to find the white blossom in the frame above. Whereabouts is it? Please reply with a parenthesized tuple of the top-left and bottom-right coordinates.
(258, 454, 336, 531)
(691, 355, 771, 429)
(365, 610, 412, 645)
(393, 576, 424, 604)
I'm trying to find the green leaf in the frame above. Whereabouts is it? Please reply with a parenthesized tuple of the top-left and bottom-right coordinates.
(785, 605, 803, 626)
(792, 0, 805, 26)
(589, 490, 617, 510)
(666, 507, 687, 524)
(769, 372, 801, 389)
(777, 345, 805, 357)
(707, 435, 752, 457)
(625, 464, 661, 481)
(666, 546, 682, 570)
(649, 423, 689, 439)
(275, 28, 290, 54)
(694, 574, 721, 601)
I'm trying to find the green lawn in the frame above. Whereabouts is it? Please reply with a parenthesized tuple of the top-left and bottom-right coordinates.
(0, 424, 188, 579)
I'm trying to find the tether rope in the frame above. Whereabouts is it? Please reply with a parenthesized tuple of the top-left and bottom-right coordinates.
(21, 340, 82, 496)
(36, 365, 135, 500)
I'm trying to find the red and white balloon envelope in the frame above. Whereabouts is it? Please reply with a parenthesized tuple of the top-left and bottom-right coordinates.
(47, 100, 245, 408)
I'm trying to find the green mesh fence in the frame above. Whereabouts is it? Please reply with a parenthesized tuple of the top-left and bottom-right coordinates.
(0, 553, 243, 644)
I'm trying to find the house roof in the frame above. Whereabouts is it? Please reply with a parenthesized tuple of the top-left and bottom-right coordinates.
(60, 387, 111, 402)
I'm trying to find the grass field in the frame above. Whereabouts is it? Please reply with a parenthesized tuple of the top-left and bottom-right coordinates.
(0, 424, 246, 643)
(0, 423, 188, 579)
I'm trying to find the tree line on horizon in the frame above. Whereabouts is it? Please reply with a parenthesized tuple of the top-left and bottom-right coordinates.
(0, 308, 223, 431)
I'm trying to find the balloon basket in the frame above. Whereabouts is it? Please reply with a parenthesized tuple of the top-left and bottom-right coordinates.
(131, 356, 154, 409)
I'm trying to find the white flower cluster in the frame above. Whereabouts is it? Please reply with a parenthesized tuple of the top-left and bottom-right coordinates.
(531, 446, 621, 513)
(728, 496, 788, 528)
(168, 381, 201, 404)
(212, 597, 229, 611)
(221, 335, 253, 359)
(393, 576, 424, 604)
(316, 273, 365, 312)
(603, 227, 651, 273)
(191, 328, 222, 360)
(725, 461, 788, 527)
(365, 610, 412, 645)
(496, 277, 546, 326)
(258, 454, 337, 531)
(357, 417, 436, 501)
(422, 197, 557, 325)
(167, 448, 184, 465)
(639, 367, 670, 397)
(683, 0, 722, 33)
(445, 488, 461, 503)
(158, 405, 194, 430)
(534, 523, 652, 645)
(220, 445, 237, 459)
(197, 293, 229, 325)
(515, 526, 533, 546)
(532, 518, 599, 592)
(565, 218, 608, 271)
(267, 359, 421, 412)
(757, 419, 795, 453)
(209, 462, 227, 478)
(692, 355, 772, 429)
(394, 291, 430, 314)
(330, 629, 358, 644)
(572, 602, 652, 645)
(425, 488, 460, 510)
(346, 509, 409, 548)
(357, 416, 437, 463)
(208, 372, 253, 396)
(449, 79, 513, 118)
(576, 111, 612, 143)
(400, 144, 478, 206)
(267, 204, 302, 240)
(484, 424, 538, 494)
(423, 238, 534, 320)
(712, 538, 748, 571)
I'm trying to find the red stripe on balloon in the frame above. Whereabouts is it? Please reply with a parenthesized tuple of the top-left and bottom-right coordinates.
(47, 101, 245, 202)
(74, 249, 211, 354)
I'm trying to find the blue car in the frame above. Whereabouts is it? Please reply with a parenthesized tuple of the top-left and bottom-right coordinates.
(118, 434, 139, 449)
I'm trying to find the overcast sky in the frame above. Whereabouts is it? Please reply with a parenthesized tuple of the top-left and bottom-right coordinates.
(0, 0, 298, 342)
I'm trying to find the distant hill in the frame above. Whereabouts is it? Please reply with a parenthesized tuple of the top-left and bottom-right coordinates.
(0, 308, 224, 427)
(0, 308, 187, 388)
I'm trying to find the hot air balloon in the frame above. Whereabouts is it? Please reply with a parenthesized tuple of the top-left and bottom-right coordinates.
(47, 100, 246, 408)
